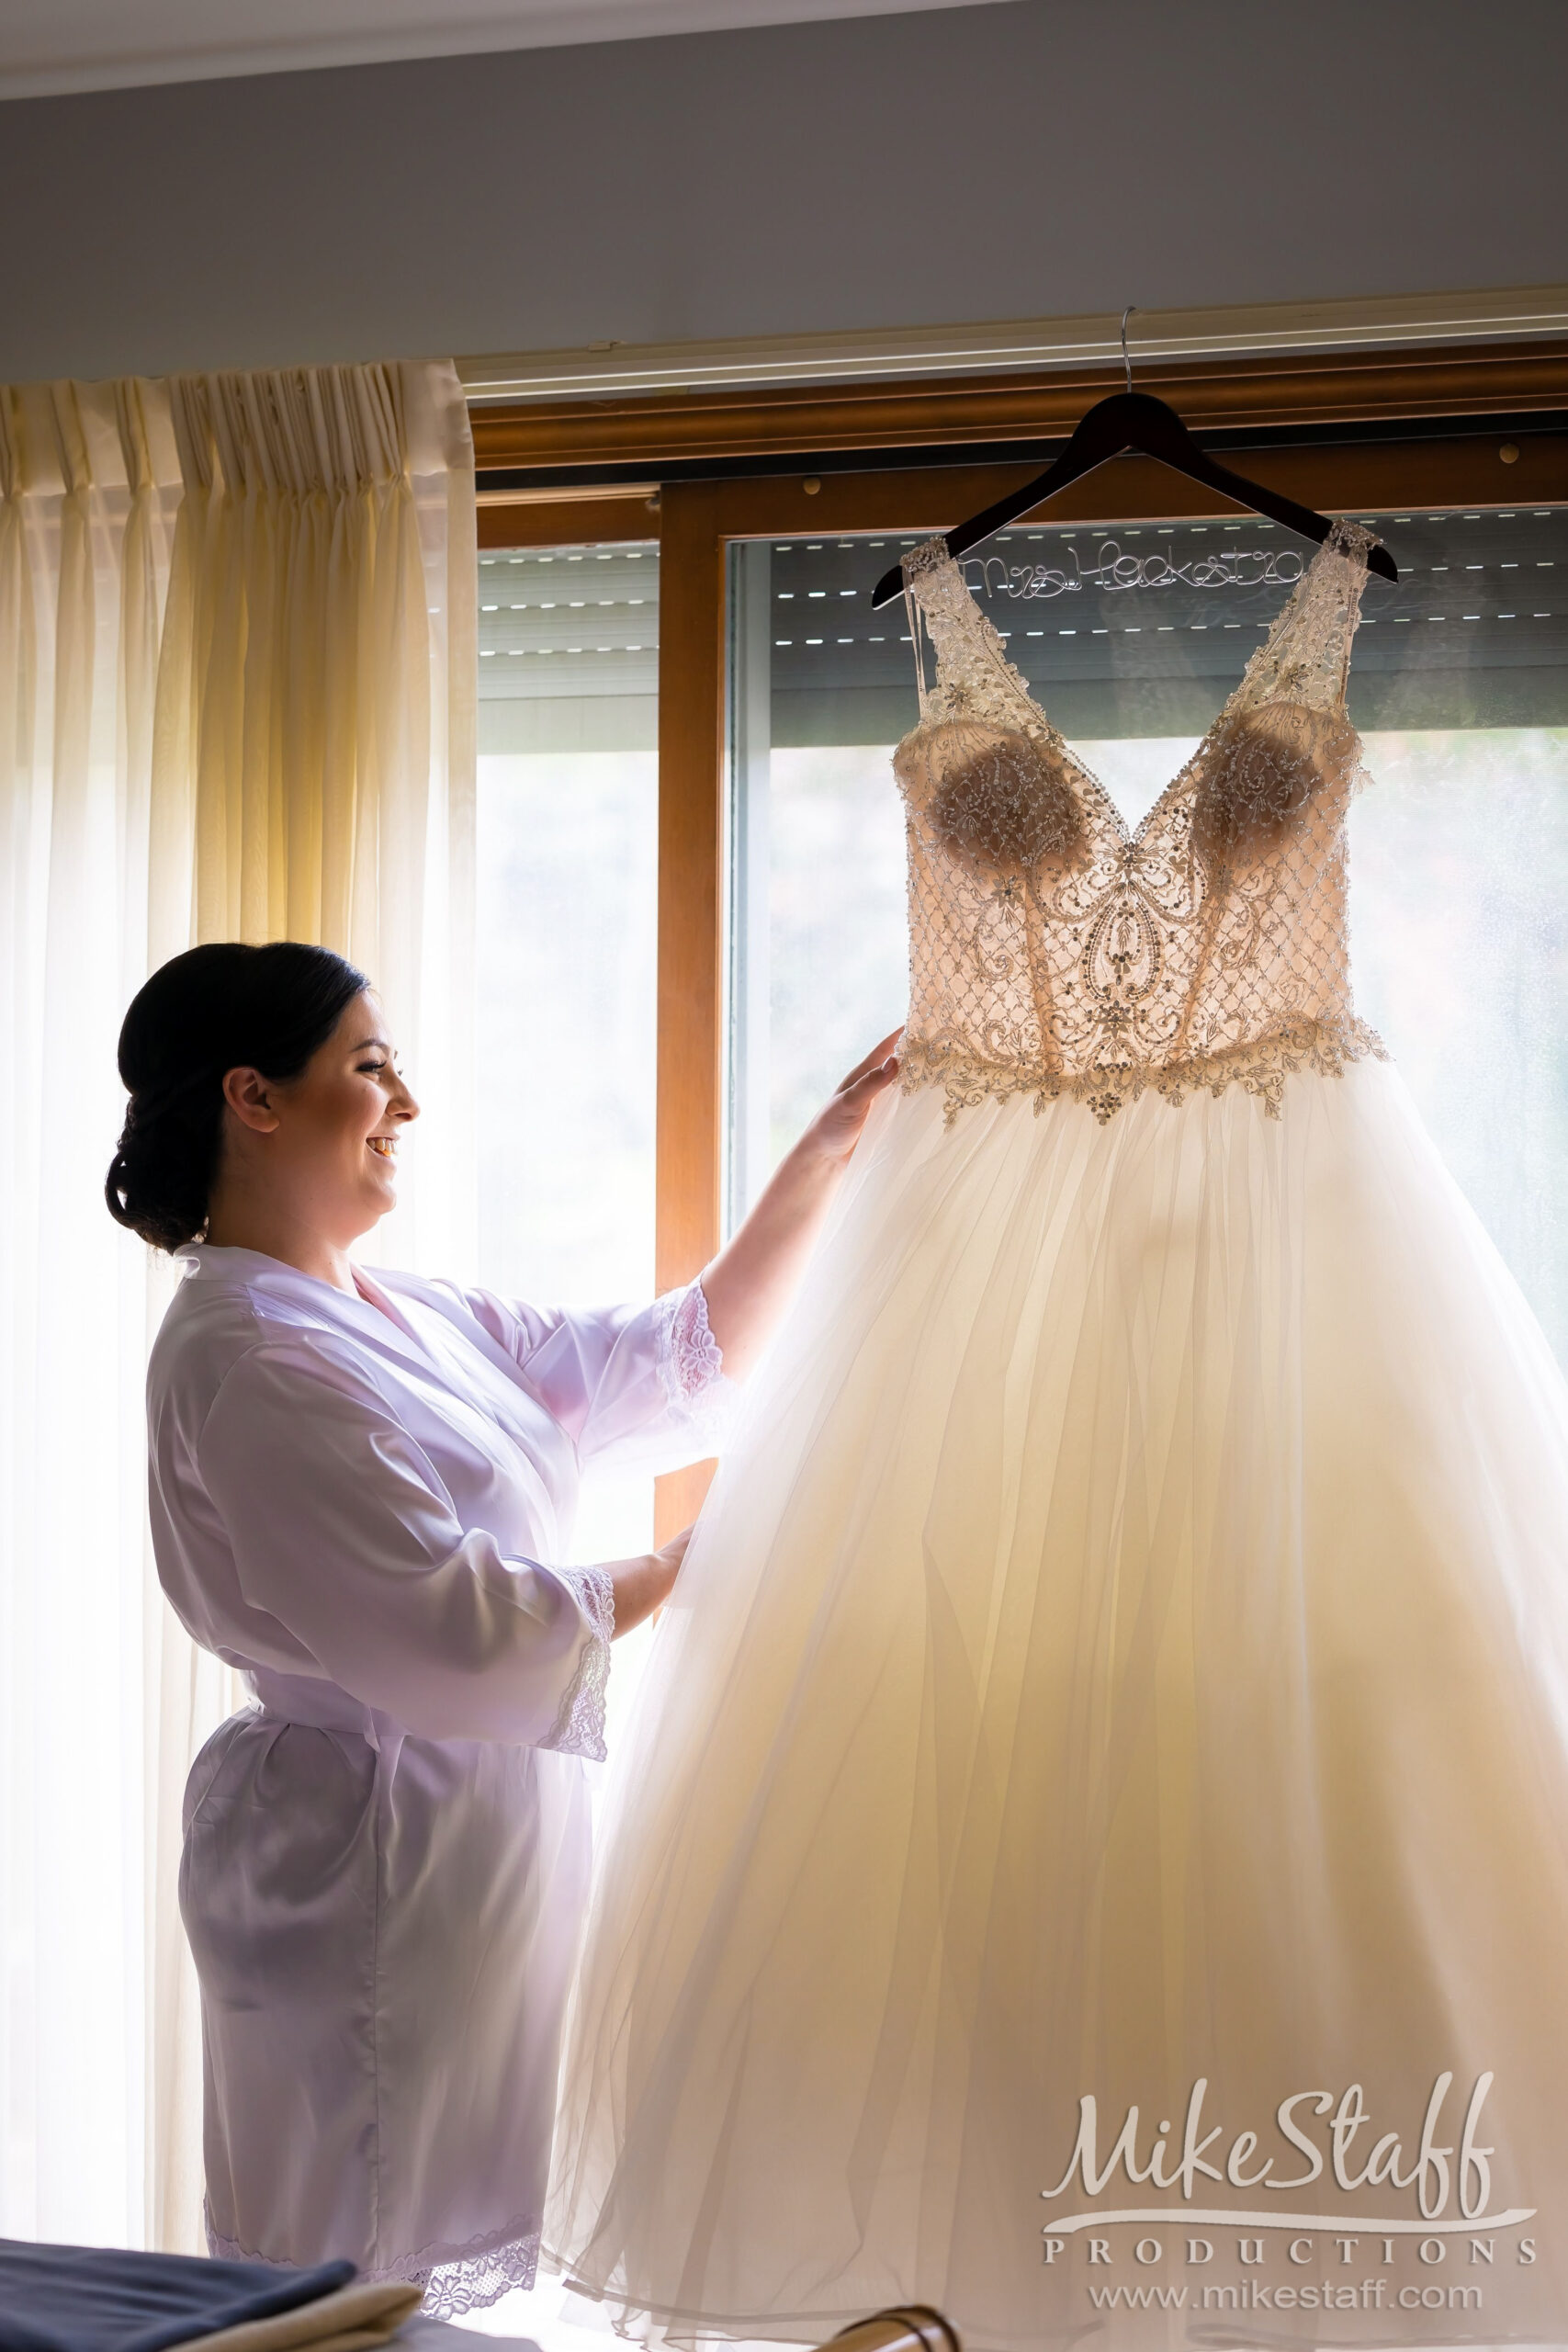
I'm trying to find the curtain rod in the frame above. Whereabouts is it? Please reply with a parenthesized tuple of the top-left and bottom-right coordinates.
(459, 288, 1568, 407)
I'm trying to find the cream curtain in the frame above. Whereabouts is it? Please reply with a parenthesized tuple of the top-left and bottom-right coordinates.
(0, 360, 476, 2255)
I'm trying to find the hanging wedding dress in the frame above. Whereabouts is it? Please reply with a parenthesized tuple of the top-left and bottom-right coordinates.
(546, 523, 1568, 2350)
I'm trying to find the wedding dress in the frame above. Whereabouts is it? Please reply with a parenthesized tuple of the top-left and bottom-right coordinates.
(546, 523, 1568, 2350)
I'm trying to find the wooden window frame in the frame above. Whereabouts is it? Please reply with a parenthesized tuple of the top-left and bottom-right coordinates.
(473, 342, 1568, 1534)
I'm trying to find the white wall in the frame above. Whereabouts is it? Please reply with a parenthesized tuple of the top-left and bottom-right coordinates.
(3, 0, 1564, 381)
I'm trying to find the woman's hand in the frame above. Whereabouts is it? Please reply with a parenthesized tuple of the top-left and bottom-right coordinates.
(796, 1028, 905, 1166)
(607, 1525, 694, 1637)
(695, 1029, 902, 1382)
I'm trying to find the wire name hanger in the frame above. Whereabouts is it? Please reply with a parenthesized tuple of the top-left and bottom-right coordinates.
(870, 305, 1399, 607)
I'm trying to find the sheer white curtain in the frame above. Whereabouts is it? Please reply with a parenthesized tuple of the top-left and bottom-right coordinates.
(0, 360, 476, 2255)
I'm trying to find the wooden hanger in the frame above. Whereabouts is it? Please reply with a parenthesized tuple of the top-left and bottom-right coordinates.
(869, 309, 1399, 607)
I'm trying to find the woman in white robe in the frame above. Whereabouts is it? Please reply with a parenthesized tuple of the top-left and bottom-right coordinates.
(108, 941, 898, 2319)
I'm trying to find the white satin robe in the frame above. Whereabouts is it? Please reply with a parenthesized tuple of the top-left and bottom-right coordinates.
(146, 1242, 735, 2319)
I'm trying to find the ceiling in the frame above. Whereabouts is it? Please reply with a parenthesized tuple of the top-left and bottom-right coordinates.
(0, 0, 1013, 99)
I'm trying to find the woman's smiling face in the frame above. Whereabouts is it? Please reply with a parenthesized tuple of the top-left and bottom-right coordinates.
(218, 989, 421, 1248)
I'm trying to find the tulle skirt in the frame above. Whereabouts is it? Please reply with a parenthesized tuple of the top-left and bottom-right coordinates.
(546, 1061, 1568, 2350)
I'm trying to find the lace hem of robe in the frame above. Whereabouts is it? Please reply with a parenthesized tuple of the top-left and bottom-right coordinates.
(414, 2224, 542, 2317)
(541, 1565, 615, 1762)
(206, 2211, 542, 2318)
(901, 1012, 1389, 1127)
(651, 1278, 740, 1451)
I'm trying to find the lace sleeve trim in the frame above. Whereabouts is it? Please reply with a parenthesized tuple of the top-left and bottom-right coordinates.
(539, 1564, 614, 1761)
(649, 1276, 743, 1456)
(653, 1279, 747, 1458)
(655, 1278, 725, 1405)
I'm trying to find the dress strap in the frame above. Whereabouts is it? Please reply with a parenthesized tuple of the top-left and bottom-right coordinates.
(901, 536, 953, 719)
(1323, 516, 1375, 702)
(900, 534, 1048, 737)
(1228, 514, 1374, 721)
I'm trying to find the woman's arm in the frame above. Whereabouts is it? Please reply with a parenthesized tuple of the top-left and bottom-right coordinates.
(192, 1334, 617, 1747)
(423, 1028, 898, 1464)
(697, 1029, 902, 1382)
(605, 1525, 693, 1636)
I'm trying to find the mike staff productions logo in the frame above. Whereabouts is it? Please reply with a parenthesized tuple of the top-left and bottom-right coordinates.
(1040, 2074, 1537, 2316)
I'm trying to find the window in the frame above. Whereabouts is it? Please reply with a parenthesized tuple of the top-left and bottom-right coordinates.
(477, 537, 660, 1561)
(471, 349, 1568, 1494)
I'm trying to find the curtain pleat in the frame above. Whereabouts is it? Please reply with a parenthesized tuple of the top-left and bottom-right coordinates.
(165, 369, 426, 978)
(0, 358, 477, 2256)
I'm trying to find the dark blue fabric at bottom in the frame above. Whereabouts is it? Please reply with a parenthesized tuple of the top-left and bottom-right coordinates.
(0, 2237, 356, 2352)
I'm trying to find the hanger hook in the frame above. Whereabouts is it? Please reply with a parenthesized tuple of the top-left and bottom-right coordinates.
(1120, 304, 1135, 394)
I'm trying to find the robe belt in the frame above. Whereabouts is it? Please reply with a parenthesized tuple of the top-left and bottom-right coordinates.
(247, 1668, 407, 1761)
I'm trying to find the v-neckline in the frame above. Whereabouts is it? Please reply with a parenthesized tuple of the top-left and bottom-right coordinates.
(936, 526, 1348, 854)
(182, 1242, 435, 1373)
(352, 1263, 423, 1341)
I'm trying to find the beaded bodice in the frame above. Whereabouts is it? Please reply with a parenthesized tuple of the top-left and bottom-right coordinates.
(893, 519, 1385, 1123)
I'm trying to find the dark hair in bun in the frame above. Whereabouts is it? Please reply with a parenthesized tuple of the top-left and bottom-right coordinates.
(107, 942, 369, 1251)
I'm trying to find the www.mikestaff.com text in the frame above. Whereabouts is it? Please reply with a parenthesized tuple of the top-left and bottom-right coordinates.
(1082, 2281, 1484, 2312)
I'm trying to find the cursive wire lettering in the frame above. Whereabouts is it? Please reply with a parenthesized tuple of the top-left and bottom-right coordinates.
(961, 541, 1306, 601)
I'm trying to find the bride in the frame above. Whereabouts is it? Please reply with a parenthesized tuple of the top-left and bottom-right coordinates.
(107, 936, 898, 2316)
